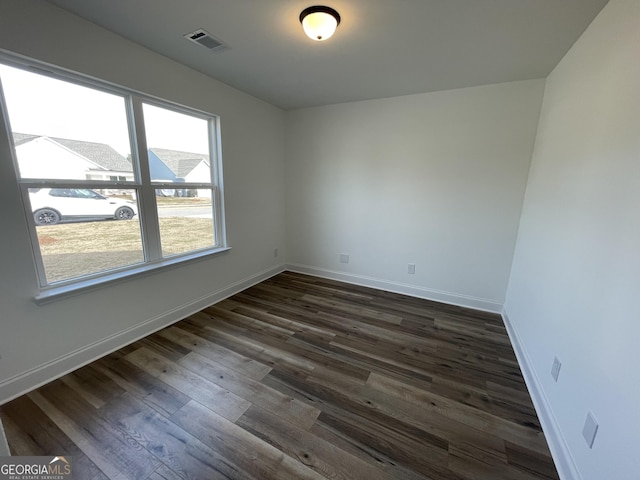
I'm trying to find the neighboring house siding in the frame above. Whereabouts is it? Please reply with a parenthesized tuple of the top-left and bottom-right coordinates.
(149, 147, 209, 180)
(148, 147, 212, 198)
(12, 134, 134, 182)
(185, 161, 212, 198)
(12, 135, 210, 197)
(15, 137, 93, 179)
(147, 149, 179, 181)
(184, 161, 210, 184)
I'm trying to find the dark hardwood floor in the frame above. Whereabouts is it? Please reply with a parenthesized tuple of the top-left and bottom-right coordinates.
(0, 272, 559, 479)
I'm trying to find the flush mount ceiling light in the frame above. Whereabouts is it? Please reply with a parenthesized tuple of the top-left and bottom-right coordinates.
(299, 5, 341, 41)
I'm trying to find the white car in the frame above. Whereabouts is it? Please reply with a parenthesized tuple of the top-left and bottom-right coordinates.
(29, 188, 137, 225)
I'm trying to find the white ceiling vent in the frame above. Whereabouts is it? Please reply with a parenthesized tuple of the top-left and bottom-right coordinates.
(184, 29, 226, 51)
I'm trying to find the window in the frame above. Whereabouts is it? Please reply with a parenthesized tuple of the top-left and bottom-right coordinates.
(0, 56, 227, 295)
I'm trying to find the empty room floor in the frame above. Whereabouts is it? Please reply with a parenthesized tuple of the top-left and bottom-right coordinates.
(0, 272, 559, 479)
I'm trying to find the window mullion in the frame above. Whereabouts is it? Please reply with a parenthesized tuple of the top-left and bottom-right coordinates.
(210, 119, 227, 248)
(129, 96, 162, 261)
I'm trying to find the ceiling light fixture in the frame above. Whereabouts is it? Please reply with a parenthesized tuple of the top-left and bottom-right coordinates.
(299, 6, 341, 41)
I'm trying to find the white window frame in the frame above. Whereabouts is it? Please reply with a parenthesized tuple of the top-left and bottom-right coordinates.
(0, 52, 228, 302)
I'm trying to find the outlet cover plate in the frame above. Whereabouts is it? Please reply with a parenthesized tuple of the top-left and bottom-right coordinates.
(339, 254, 349, 264)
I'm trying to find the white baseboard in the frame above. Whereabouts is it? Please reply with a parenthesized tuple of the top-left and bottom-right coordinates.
(0, 264, 286, 406)
(287, 264, 503, 313)
(501, 308, 581, 480)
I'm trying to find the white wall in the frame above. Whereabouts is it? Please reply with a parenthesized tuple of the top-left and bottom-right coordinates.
(3, 2, 636, 477)
(285, 80, 544, 311)
(504, 0, 640, 479)
(0, 0, 286, 403)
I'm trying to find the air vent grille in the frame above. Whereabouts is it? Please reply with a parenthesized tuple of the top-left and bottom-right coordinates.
(184, 29, 226, 51)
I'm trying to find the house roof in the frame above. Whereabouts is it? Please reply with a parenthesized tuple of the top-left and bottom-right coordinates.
(13, 134, 208, 178)
(12, 132, 39, 147)
(51, 137, 132, 172)
(149, 148, 209, 178)
(12, 133, 132, 172)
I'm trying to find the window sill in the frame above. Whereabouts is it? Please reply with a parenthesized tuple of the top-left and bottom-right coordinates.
(34, 246, 231, 305)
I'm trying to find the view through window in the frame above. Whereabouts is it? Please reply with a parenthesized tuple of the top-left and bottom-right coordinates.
(0, 60, 225, 288)
(143, 103, 216, 258)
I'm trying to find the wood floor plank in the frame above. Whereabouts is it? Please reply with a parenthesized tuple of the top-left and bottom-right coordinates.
(1, 413, 45, 456)
(178, 351, 321, 430)
(125, 346, 251, 423)
(286, 335, 434, 392)
(135, 335, 191, 363)
(329, 336, 436, 384)
(237, 404, 397, 480)
(504, 441, 562, 480)
(448, 449, 549, 480)
(264, 368, 451, 455)
(299, 293, 405, 325)
(180, 317, 317, 378)
(365, 372, 550, 454)
(315, 410, 460, 480)
(0, 271, 558, 480)
(300, 369, 510, 459)
(29, 385, 160, 480)
(228, 303, 337, 342)
(268, 274, 375, 303)
(308, 420, 433, 480)
(170, 399, 326, 480)
(157, 325, 272, 380)
(0, 398, 108, 480)
(145, 464, 184, 480)
(315, 310, 439, 352)
(208, 303, 298, 337)
(91, 352, 191, 418)
(100, 393, 242, 480)
(60, 365, 125, 409)
(211, 314, 372, 383)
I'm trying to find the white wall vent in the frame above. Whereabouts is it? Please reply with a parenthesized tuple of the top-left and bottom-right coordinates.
(184, 29, 226, 51)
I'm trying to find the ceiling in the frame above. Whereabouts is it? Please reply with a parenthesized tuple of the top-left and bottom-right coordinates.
(46, 0, 609, 110)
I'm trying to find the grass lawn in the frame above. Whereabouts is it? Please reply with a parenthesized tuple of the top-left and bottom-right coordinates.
(37, 217, 215, 284)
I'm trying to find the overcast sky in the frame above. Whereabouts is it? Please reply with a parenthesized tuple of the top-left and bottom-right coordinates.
(0, 64, 209, 157)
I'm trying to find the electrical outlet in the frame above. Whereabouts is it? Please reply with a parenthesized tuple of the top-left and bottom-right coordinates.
(408, 263, 416, 274)
(273, 248, 278, 258)
(551, 356, 561, 382)
(339, 253, 349, 264)
(582, 412, 599, 448)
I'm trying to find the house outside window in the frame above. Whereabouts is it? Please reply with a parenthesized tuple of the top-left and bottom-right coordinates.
(0, 56, 227, 296)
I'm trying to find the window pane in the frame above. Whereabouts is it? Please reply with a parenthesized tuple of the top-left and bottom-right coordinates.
(156, 190, 215, 257)
(0, 64, 133, 181)
(142, 103, 212, 183)
(0, 57, 226, 291)
(29, 189, 143, 284)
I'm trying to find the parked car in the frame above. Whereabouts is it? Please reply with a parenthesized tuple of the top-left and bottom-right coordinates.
(29, 188, 137, 225)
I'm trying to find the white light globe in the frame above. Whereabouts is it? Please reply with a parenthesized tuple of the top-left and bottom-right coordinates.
(302, 11, 338, 41)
